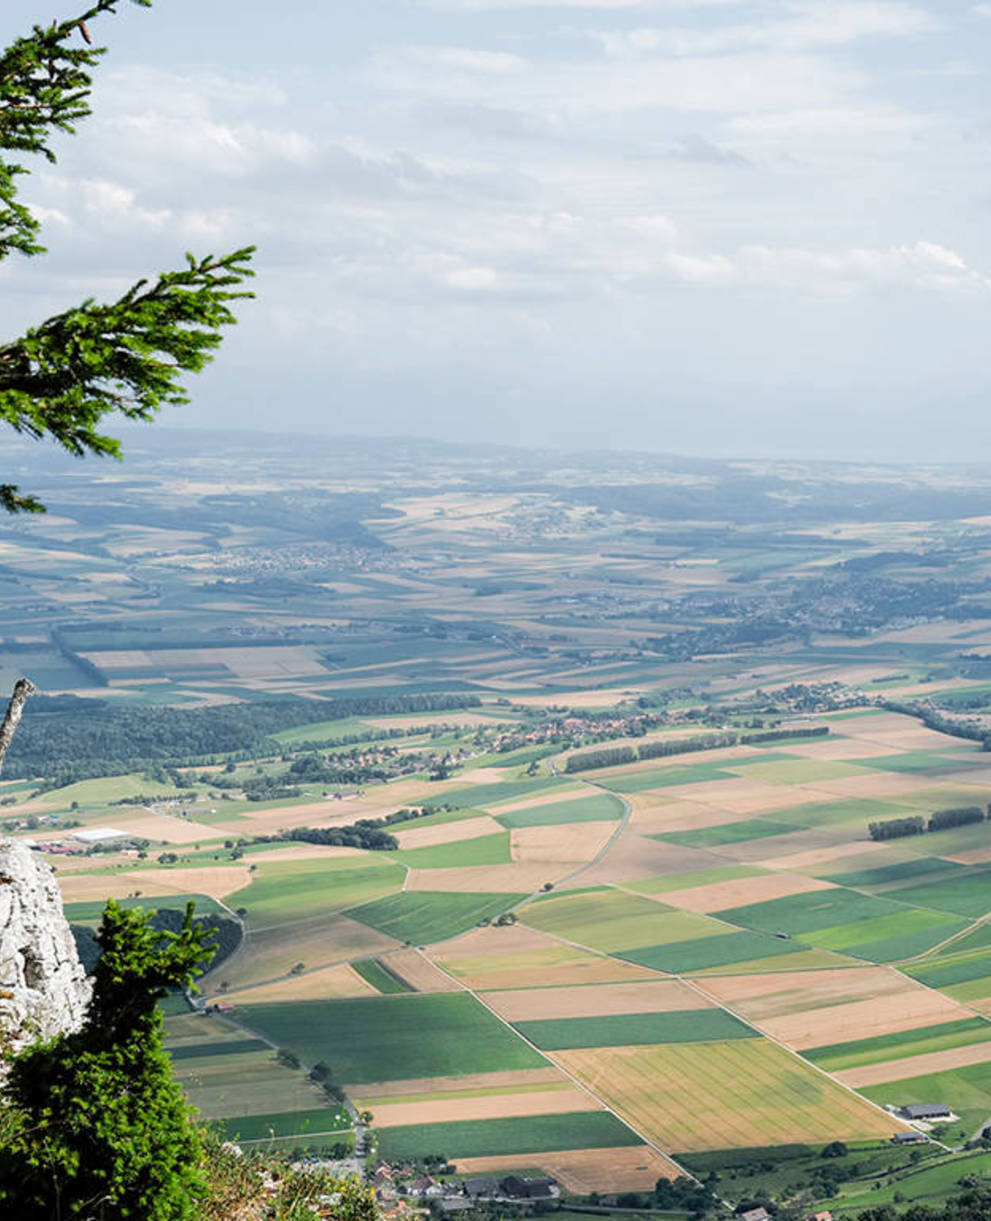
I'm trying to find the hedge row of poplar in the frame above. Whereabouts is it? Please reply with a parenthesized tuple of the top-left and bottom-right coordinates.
(565, 725, 829, 773)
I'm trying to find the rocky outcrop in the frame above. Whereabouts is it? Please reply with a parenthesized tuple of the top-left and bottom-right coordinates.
(0, 839, 91, 1056)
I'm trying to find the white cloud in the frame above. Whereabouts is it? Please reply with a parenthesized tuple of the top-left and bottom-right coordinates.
(367, 47, 867, 115)
(735, 240, 989, 294)
(446, 266, 501, 288)
(595, 3, 941, 58)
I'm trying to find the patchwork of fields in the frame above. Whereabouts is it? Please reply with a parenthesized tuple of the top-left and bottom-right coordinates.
(31, 706, 991, 1188)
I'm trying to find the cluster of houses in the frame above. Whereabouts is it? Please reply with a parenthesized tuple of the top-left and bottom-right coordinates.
(371, 1164, 559, 1211)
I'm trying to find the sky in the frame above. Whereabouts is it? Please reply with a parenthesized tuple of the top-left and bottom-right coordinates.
(3, 0, 991, 461)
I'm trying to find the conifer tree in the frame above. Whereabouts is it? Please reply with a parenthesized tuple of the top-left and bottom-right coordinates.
(0, 1, 255, 513)
(0, 901, 217, 1218)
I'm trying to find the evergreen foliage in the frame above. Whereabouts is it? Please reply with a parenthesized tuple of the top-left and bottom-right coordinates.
(0, 901, 216, 1218)
(928, 806, 985, 833)
(565, 745, 637, 772)
(868, 815, 926, 841)
(0, 1, 255, 513)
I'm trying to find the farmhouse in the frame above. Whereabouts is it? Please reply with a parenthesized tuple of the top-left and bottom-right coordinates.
(463, 1178, 500, 1199)
(740, 1208, 771, 1221)
(500, 1176, 558, 1200)
(901, 1104, 952, 1121)
(892, 1132, 929, 1145)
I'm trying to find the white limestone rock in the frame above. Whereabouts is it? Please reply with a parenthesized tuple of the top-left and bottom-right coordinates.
(0, 839, 91, 1056)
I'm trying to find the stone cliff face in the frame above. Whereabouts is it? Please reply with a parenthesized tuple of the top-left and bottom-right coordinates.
(0, 839, 91, 1056)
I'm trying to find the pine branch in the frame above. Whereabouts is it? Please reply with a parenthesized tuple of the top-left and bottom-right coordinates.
(0, 247, 256, 494)
(0, 1, 152, 259)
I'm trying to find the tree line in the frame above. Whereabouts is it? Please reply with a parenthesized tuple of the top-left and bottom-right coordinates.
(565, 725, 829, 773)
(869, 805, 989, 841)
(4, 691, 482, 784)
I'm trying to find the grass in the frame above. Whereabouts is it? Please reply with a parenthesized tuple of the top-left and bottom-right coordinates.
(654, 818, 792, 849)
(833, 1149, 991, 1214)
(884, 869, 991, 919)
(513, 1008, 755, 1050)
(170, 1038, 268, 1061)
(351, 957, 414, 994)
(839, 923, 969, 964)
(618, 930, 804, 973)
(717, 888, 915, 938)
(862, 1059, 991, 1138)
(346, 890, 526, 945)
(229, 860, 405, 925)
(387, 832, 512, 869)
(272, 717, 372, 745)
(603, 764, 735, 794)
(520, 889, 725, 953)
(906, 950, 991, 989)
(430, 777, 568, 810)
(494, 793, 625, 829)
(825, 858, 966, 889)
(237, 993, 547, 1084)
(216, 1107, 351, 1142)
(375, 1110, 642, 1160)
(855, 752, 977, 774)
(765, 798, 918, 831)
(727, 759, 869, 784)
(805, 1018, 991, 1072)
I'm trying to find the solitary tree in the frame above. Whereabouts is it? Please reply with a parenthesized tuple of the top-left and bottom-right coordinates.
(0, 0, 255, 514)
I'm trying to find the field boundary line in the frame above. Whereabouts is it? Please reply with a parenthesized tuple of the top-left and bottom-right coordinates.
(508, 917, 931, 1149)
(679, 973, 941, 1148)
(423, 952, 702, 1188)
(506, 772, 633, 914)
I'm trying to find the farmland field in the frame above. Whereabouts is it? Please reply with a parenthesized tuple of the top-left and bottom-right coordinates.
(375, 1111, 643, 1160)
(237, 994, 547, 1083)
(21, 435, 991, 1197)
(554, 1040, 903, 1151)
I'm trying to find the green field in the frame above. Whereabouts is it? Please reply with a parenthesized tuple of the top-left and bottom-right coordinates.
(618, 930, 804, 973)
(351, 957, 414, 994)
(825, 858, 966, 889)
(229, 860, 405, 924)
(375, 1110, 643, 1160)
(237, 994, 546, 1083)
(805, 1018, 991, 1072)
(347, 890, 525, 945)
(885, 868, 991, 919)
(216, 1107, 352, 1142)
(604, 764, 735, 794)
(832, 1149, 991, 1214)
(494, 793, 625, 828)
(513, 1008, 754, 1050)
(863, 1059, 991, 1137)
(520, 889, 724, 953)
(388, 831, 511, 869)
(906, 950, 991, 989)
(431, 777, 569, 809)
(170, 1038, 268, 1061)
(758, 799, 915, 831)
(655, 818, 792, 849)
(717, 888, 913, 938)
